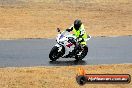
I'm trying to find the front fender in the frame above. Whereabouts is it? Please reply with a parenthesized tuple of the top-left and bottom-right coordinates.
(55, 44, 61, 47)
(54, 44, 65, 56)
(55, 44, 63, 52)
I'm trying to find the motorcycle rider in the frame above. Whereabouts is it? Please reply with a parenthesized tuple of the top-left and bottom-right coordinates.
(64, 19, 89, 58)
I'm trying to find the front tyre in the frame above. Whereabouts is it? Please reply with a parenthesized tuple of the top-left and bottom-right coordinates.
(49, 46, 65, 61)
(49, 46, 60, 61)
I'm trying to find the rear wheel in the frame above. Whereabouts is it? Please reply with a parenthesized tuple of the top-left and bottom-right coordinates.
(75, 45, 88, 61)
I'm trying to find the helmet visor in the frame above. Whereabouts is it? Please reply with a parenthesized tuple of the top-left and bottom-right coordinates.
(74, 24, 81, 30)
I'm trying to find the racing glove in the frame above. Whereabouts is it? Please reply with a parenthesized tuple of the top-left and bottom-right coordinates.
(66, 27, 73, 32)
(77, 37, 84, 43)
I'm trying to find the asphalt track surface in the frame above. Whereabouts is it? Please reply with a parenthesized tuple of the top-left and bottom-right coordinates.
(0, 36, 132, 67)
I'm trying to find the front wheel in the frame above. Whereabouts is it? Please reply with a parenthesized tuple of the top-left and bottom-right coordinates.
(49, 46, 60, 61)
(49, 46, 65, 61)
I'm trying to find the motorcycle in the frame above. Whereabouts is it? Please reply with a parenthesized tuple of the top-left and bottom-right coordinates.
(49, 28, 91, 61)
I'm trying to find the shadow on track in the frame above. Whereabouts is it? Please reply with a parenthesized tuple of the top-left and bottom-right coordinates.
(49, 60, 87, 66)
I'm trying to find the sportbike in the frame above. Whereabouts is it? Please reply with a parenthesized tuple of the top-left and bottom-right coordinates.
(49, 28, 91, 61)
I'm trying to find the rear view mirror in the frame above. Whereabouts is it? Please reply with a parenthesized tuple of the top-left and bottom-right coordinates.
(57, 28, 60, 32)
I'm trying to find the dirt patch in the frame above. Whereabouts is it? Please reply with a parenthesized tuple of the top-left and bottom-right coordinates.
(0, 0, 132, 39)
(0, 64, 131, 88)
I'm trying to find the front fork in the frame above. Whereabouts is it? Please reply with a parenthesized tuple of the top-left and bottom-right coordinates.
(55, 44, 63, 52)
(55, 44, 65, 57)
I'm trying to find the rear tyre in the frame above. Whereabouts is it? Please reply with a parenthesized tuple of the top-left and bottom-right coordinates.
(75, 46, 88, 61)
